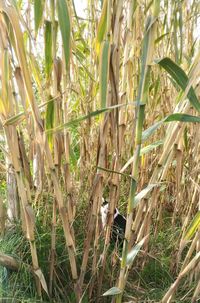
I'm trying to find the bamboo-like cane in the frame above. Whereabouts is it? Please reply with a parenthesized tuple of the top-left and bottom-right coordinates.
(0, 1, 78, 290)
(116, 1, 160, 302)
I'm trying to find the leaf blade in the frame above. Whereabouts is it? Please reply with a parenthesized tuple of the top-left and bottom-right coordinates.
(45, 97, 55, 150)
(57, 0, 71, 71)
(142, 114, 200, 142)
(140, 140, 163, 155)
(134, 184, 158, 207)
(165, 113, 200, 123)
(184, 211, 200, 240)
(46, 103, 130, 134)
(156, 57, 200, 112)
(44, 20, 53, 80)
(34, 0, 44, 36)
(102, 287, 122, 296)
(95, 0, 108, 55)
(99, 40, 110, 108)
(126, 236, 148, 266)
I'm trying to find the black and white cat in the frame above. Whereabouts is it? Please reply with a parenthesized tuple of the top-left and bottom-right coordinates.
(101, 199, 126, 245)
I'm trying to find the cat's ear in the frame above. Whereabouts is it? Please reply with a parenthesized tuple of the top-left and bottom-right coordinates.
(102, 197, 108, 206)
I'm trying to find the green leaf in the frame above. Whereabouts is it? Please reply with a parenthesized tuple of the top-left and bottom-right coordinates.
(126, 236, 147, 266)
(34, 0, 44, 35)
(152, 0, 160, 18)
(183, 127, 188, 151)
(29, 53, 42, 89)
(100, 40, 110, 108)
(142, 114, 200, 141)
(156, 57, 200, 112)
(46, 103, 131, 134)
(73, 49, 95, 81)
(57, 0, 71, 71)
(3, 111, 25, 125)
(102, 287, 122, 296)
(95, 0, 108, 55)
(140, 140, 163, 155)
(3, 13, 16, 52)
(4, 96, 58, 126)
(142, 120, 163, 142)
(45, 97, 54, 150)
(97, 166, 135, 180)
(44, 20, 53, 79)
(165, 113, 200, 123)
(134, 184, 158, 207)
(136, 15, 152, 105)
(155, 32, 169, 44)
(184, 211, 200, 240)
(0, 50, 10, 115)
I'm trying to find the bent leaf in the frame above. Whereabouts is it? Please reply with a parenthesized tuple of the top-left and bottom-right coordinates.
(140, 140, 163, 155)
(134, 184, 158, 207)
(34, 268, 49, 296)
(165, 113, 200, 123)
(97, 166, 135, 179)
(103, 287, 122, 296)
(156, 57, 200, 112)
(46, 103, 131, 134)
(142, 113, 200, 141)
(126, 236, 148, 266)
(121, 141, 164, 173)
(4, 95, 68, 126)
(184, 211, 200, 240)
(142, 120, 163, 142)
(155, 32, 169, 44)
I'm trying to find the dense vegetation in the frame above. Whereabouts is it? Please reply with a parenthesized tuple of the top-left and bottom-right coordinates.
(0, 0, 199, 302)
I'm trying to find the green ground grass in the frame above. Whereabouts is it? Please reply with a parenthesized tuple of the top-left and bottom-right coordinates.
(0, 199, 195, 303)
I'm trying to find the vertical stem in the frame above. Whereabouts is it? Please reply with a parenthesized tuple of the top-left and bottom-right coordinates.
(116, 1, 160, 301)
(49, 198, 57, 296)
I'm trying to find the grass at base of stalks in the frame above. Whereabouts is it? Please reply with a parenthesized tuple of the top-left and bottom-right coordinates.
(0, 224, 38, 301)
(0, 199, 195, 303)
(124, 213, 193, 303)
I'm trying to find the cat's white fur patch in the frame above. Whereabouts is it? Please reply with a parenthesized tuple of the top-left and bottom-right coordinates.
(101, 202, 121, 227)
(101, 203, 109, 228)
